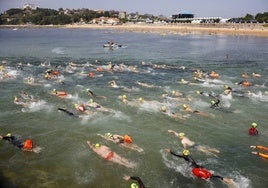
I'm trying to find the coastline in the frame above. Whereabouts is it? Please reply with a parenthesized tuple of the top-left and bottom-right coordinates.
(1, 23, 268, 37)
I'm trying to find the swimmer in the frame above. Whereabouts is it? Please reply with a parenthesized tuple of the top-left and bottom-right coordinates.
(168, 130, 220, 155)
(86, 141, 136, 168)
(248, 122, 258, 136)
(136, 81, 161, 88)
(109, 80, 119, 88)
(86, 89, 106, 99)
(0, 133, 41, 153)
(123, 175, 145, 188)
(250, 145, 268, 159)
(86, 99, 112, 113)
(252, 72, 261, 78)
(182, 104, 212, 117)
(51, 89, 67, 98)
(166, 148, 235, 187)
(98, 133, 143, 152)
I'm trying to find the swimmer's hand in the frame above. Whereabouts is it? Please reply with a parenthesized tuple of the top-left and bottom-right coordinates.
(250, 145, 256, 149)
(123, 175, 130, 181)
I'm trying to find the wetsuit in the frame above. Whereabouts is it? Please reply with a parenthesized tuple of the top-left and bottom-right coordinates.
(58, 108, 77, 117)
(170, 151, 201, 168)
(2, 136, 24, 149)
(130, 176, 145, 188)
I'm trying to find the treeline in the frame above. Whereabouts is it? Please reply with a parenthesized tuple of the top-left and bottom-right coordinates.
(0, 7, 120, 25)
(229, 12, 268, 23)
(0, 7, 267, 25)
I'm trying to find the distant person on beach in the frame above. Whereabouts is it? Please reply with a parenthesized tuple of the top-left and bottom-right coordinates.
(168, 130, 219, 155)
(86, 141, 136, 168)
(165, 149, 235, 187)
(123, 175, 145, 188)
(249, 122, 259, 136)
(0, 133, 41, 153)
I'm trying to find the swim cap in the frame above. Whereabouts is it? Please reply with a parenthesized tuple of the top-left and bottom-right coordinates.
(74, 104, 78, 107)
(6, 133, 12, 137)
(130, 183, 138, 188)
(251, 122, 257, 128)
(196, 90, 200, 94)
(210, 100, 215, 105)
(122, 95, 127, 99)
(161, 106, 167, 112)
(105, 133, 113, 138)
(178, 132, 185, 137)
(172, 90, 175, 94)
(183, 149, 190, 156)
(139, 97, 143, 102)
(95, 143, 101, 149)
(53, 89, 57, 92)
(23, 139, 33, 150)
(183, 104, 188, 109)
(89, 99, 93, 103)
(224, 85, 229, 89)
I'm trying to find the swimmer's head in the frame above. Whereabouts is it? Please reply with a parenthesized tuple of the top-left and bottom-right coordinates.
(89, 99, 93, 103)
(210, 100, 216, 105)
(251, 122, 257, 128)
(122, 95, 127, 99)
(178, 132, 185, 137)
(183, 104, 188, 109)
(183, 149, 190, 156)
(94, 143, 101, 149)
(74, 104, 78, 108)
(130, 183, 138, 188)
(105, 133, 113, 138)
(161, 106, 167, 112)
(139, 97, 143, 103)
(196, 90, 200, 94)
(6, 133, 12, 137)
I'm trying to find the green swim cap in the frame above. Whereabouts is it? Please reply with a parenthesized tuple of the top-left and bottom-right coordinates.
(130, 183, 138, 188)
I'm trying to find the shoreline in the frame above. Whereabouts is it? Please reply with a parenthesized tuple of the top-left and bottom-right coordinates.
(1, 23, 268, 37)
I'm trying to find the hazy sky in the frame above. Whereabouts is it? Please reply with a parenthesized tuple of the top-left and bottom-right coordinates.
(0, 0, 267, 18)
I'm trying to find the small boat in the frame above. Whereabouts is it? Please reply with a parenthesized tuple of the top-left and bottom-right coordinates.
(103, 42, 122, 48)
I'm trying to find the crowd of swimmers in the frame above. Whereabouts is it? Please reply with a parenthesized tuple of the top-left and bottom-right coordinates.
(1, 59, 267, 188)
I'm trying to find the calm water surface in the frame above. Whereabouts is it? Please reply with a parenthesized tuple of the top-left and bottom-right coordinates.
(0, 28, 268, 188)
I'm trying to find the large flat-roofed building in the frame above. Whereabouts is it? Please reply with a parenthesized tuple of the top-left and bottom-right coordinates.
(172, 13, 194, 20)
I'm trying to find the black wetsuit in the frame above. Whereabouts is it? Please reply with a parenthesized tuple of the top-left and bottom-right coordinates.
(130, 176, 145, 188)
(170, 151, 202, 168)
(2, 136, 24, 149)
(58, 108, 77, 117)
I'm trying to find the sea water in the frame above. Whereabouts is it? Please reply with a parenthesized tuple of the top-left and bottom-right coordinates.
(0, 28, 267, 188)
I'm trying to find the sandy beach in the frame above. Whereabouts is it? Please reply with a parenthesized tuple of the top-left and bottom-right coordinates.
(1, 23, 268, 37)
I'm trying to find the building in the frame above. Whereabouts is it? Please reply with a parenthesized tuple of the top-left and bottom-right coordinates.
(23, 3, 37, 10)
(172, 13, 194, 20)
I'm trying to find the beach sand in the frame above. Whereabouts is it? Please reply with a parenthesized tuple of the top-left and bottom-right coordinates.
(1, 23, 268, 37)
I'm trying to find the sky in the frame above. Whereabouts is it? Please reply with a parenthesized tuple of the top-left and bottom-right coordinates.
(0, 0, 267, 18)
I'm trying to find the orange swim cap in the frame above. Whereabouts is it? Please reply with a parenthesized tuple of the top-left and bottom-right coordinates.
(124, 135, 133, 144)
(23, 139, 33, 150)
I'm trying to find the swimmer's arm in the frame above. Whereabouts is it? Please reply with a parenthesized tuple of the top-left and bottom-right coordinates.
(168, 130, 179, 136)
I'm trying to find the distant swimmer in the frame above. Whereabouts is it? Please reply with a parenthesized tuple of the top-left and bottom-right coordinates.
(168, 130, 220, 155)
(51, 89, 67, 97)
(252, 72, 261, 78)
(108, 80, 119, 88)
(0, 133, 41, 153)
(182, 104, 212, 117)
(161, 106, 186, 120)
(209, 71, 219, 79)
(86, 141, 136, 168)
(136, 81, 161, 88)
(123, 175, 145, 188)
(98, 133, 144, 152)
(248, 122, 258, 136)
(237, 80, 251, 87)
(165, 149, 235, 187)
(86, 89, 106, 99)
(250, 145, 268, 159)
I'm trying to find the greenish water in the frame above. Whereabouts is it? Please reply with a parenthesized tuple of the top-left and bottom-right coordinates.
(0, 28, 268, 188)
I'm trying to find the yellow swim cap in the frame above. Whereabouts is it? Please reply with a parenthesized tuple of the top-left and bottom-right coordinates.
(122, 95, 127, 99)
(53, 89, 57, 92)
(183, 149, 190, 156)
(89, 99, 93, 103)
(74, 104, 78, 107)
(105, 133, 113, 138)
(178, 132, 185, 137)
(251, 122, 257, 128)
(6, 133, 12, 137)
(183, 104, 187, 109)
(210, 100, 215, 105)
(196, 90, 200, 94)
(161, 106, 167, 112)
(139, 97, 143, 102)
(95, 143, 101, 149)
(130, 183, 138, 188)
